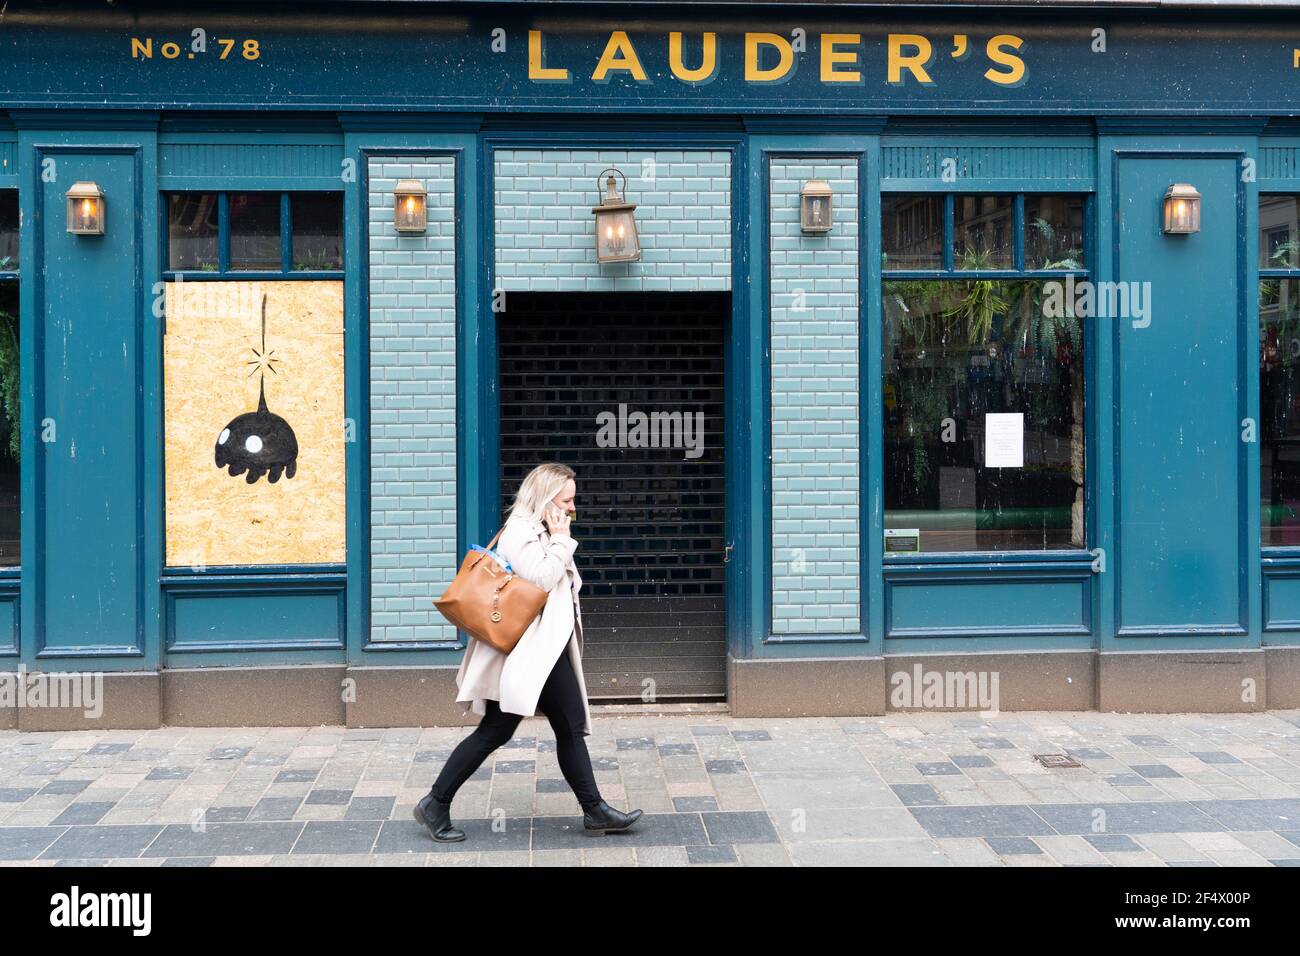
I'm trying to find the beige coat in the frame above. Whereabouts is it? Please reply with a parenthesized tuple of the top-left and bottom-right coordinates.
(452, 511, 593, 736)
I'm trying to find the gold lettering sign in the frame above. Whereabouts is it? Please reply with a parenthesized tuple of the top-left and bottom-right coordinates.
(525, 31, 1027, 87)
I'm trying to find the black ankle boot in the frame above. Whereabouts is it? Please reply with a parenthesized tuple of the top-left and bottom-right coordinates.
(582, 799, 643, 835)
(414, 791, 466, 843)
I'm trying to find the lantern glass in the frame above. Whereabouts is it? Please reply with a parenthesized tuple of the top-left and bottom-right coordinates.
(800, 180, 834, 233)
(1162, 183, 1201, 235)
(393, 180, 428, 234)
(66, 182, 104, 235)
(595, 207, 640, 262)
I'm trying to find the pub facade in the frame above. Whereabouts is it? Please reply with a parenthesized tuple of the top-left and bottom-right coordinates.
(1, 0, 1298, 728)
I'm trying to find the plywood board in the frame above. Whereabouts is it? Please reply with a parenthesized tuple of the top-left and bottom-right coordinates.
(164, 280, 345, 568)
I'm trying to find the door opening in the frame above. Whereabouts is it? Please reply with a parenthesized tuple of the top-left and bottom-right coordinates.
(497, 291, 728, 700)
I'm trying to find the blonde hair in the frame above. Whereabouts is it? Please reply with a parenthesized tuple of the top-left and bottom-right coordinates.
(509, 462, 576, 523)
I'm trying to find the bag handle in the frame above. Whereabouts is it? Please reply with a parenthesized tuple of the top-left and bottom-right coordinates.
(469, 524, 509, 570)
(474, 514, 546, 565)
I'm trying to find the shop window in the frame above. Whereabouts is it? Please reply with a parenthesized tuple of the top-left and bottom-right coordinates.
(882, 192, 1088, 554)
(885, 193, 1086, 275)
(0, 191, 17, 271)
(229, 193, 281, 271)
(0, 191, 18, 565)
(1259, 194, 1300, 546)
(164, 191, 343, 275)
(954, 194, 1014, 270)
(166, 193, 218, 271)
(1025, 195, 1085, 269)
(882, 194, 943, 271)
(289, 193, 343, 271)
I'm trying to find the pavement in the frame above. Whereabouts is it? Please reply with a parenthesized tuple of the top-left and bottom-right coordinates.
(3, 708, 1300, 866)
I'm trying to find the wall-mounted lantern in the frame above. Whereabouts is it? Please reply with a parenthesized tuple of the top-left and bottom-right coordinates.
(393, 179, 428, 234)
(591, 168, 640, 263)
(66, 181, 105, 235)
(800, 179, 834, 234)
(1162, 183, 1201, 235)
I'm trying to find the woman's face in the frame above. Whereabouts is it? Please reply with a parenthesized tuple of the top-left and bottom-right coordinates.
(550, 478, 577, 515)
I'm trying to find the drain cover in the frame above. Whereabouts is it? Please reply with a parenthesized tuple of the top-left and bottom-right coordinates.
(1034, 753, 1082, 769)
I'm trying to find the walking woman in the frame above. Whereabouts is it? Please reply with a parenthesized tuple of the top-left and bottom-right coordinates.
(415, 462, 643, 841)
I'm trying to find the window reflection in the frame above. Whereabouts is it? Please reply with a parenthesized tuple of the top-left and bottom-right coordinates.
(954, 194, 1013, 270)
(1261, 195, 1299, 270)
(167, 193, 218, 271)
(1262, 196, 1300, 545)
(0, 191, 17, 271)
(883, 279, 1084, 551)
(1261, 277, 1300, 545)
(883, 194, 943, 270)
(290, 193, 343, 271)
(229, 193, 281, 271)
(1025, 195, 1085, 269)
(0, 282, 17, 565)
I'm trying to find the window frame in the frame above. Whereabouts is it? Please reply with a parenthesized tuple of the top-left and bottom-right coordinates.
(0, 187, 18, 282)
(1257, 192, 1300, 552)
(0, 188, 20, 573)
(880, 189, 1094, 561)
(162, 189, 344, 279)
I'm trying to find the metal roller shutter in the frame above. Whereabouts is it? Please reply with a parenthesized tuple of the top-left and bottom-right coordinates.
(498, 292, 728, 700)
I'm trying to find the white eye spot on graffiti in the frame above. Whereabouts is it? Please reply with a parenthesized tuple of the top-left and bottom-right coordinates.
(218, 428, 230, 445)
(244, 434, 263, 454)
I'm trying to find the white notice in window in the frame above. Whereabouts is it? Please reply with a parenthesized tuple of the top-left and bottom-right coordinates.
(984, 413, 1024, 468)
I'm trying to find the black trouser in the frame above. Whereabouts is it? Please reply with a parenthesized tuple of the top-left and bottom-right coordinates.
(430, 646, 602, 811)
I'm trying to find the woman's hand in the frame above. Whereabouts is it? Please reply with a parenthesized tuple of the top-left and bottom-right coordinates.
(543, 503, 572, 537)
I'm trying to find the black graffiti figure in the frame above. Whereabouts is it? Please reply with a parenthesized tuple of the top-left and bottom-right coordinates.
(214, 294, 300, 484)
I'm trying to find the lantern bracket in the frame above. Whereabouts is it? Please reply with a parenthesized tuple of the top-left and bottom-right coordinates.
(593, 168, 634, 211)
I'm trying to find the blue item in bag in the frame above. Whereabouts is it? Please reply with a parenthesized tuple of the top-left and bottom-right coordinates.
(469, 544, 511, 572)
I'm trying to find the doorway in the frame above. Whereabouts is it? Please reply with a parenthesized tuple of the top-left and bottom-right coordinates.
(497, 291, 728, 700)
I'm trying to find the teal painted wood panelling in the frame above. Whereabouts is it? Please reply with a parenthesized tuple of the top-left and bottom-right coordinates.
(1262, 564, 1300, 641)
(165, 582, 345, 653)
(31, 147, 145, 659)
(1113, 152, 1250, 640)
(885, 572, 1091, 639)
(0, 140, 16, 178)
(11, 10, 1300, 116)
(0, 589, 17, 655)
(1260, 145, 1300, 185)
(158, 140, 343, 189)
(881, 142, 1095, 190)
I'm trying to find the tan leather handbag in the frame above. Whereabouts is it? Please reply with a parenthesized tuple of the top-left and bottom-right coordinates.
(433, 526, 547, 654)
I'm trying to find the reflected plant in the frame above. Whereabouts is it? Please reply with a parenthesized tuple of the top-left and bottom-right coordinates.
(883, 283, 966, 491)
(1005, 217, 1085, 369)
(0, 308, 17, 462)
(1004, 279, 1082, 363)
(887, 270, 1086, 547)
(292, 246, 339, 271)
(1261, 240, 1300, 368)
(941, 248, 1009, 344)
(897, 364, 962, 490)
(1028, 217, 1083, 271)
(1269, 237, 1300, 272)
(884, 278, 942, 345)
